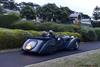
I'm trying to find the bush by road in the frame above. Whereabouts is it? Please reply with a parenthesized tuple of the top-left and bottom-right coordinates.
(11, 21, 98, 41)
(79, 26, 97, 41)
(94, 28, 100, 41)
(11, 21, 76, 32)
(0, 14, 20, 28)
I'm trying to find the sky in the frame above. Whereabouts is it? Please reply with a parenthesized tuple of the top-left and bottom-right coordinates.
(15, 0, 100, 16)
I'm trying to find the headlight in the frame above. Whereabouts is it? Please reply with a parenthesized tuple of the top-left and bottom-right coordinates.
(26, 41, 37, 50)
(26, 43, 32, 50)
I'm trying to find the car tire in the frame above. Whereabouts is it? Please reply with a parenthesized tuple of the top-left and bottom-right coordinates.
(73, 41, 80, 50)
(66, 41, 80, 50)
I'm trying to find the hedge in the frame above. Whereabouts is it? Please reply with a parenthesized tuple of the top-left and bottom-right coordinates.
(94, 28, 100, 41)
(55, 32, 81, 38)
(0, 28, 32, 50)
(79, 26, 97, 41)
(0, 14, 20, 28)
(0, 28, 81, 50)
(11, 21, 76, 32)
(2, 27, 100, 50)
(92, 22, 100, 27)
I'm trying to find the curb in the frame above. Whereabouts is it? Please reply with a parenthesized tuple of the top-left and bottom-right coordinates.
(0, 48, 20, 53)
(25, 49, 100, 67)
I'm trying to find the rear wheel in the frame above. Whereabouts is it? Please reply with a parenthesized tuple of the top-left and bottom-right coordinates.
(73, 42, 80, 50)
(67, 41, 80, 50)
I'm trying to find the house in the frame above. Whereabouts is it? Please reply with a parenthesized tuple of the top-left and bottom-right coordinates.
(69, 12, 91, 25)
(69, 12, 82, 23)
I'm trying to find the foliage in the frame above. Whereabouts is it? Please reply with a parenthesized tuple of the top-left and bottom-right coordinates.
(93, 6, 100, 20)
(0, 28, 32, 50)
(8, 1, 17, 10)
(36, 3, 73, 23)
(56, 32, 81, 38)
(20, 5, 36, 20)
(36, 3, 59, 21)
(94, 28, 100, 40)
(92, 22, 100, 27)
(1, 0, 17, 10)
(81, 13, 90, 19)
(0, 14, 20, 28)
(0, 5, 4, 14)
(20, 2, 39, 8)
(1, 1, 75, 23)
(56, 7, 73, 23)
(80, 26, 97, 41)
(11, 21, 76, 32)
(10, 20, 99, 42)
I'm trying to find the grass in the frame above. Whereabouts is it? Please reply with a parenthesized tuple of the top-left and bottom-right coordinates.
(54, 53, 100, 67)
(61, 53, 100, 67)
(28, 52, 100, 67)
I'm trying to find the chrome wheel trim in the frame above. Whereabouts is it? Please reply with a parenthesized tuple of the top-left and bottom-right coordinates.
(75, 42, 79, 49)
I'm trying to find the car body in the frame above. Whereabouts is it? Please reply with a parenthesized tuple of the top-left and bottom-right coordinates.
(22, 36, 80, 54)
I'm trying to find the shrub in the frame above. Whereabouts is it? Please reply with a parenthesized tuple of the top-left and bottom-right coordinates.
(56, 32, 81, 38)
(0, 28, 80, 50)
(80, 26, 97, 41)
(27, 30, 41, 37)
(0, 28, 32, 50)
(0, 14, 20, 28)
(92, 22, 100, 27)
(94, 28, 100, 41)
(11, 21, 76, 32)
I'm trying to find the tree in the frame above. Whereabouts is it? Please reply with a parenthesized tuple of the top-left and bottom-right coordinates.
(20, 2, 39, 9)
(36, 3, 59, 22)
(56, 7, 73, 23)
(81, 13, 90, 19)
(93, 6, 100, 20)
(9, 2, 17, 10)
(20, 5, 36, 20)
(0, 4, 4, 14)
(0, 0, 17, 10)
(36, 3, 73, 23)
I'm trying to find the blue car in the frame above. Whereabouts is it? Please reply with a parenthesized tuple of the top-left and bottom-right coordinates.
(22, 36, 80, 54)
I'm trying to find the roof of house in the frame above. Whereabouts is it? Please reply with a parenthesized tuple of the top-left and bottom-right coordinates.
(69, 12, 81, 18)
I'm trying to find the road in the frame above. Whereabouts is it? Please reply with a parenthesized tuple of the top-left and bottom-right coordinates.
(0, 42, 100, 67)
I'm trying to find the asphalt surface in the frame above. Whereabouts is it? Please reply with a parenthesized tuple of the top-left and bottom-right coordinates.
(0, 42, 100, 67)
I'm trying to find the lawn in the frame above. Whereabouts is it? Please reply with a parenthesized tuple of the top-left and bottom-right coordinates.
(27, 50, 100, 67)
(61, 53, 100, 67)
